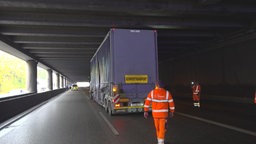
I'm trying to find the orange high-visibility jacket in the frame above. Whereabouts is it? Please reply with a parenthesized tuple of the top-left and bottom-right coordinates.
(144, 88, 175, 118)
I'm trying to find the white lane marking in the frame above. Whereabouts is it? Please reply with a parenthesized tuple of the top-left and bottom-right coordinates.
(176, 112, 256, 137)
(99, 112, 119, 136)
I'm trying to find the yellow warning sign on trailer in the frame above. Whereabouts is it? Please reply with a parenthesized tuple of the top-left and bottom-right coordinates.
(125, 75, 148, 83)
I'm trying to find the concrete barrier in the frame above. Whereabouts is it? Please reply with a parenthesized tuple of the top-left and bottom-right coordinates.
(0, 88, 67, 124)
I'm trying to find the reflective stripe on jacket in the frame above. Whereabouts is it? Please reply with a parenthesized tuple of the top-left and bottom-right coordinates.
(144, 88, 175, 118)
(192, 84, 201, 95)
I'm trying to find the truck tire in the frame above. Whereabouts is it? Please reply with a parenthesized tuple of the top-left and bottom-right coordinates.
(104, 100, 108, 111)
(108, 103, 113, 116)
(90, 92, 93, 100)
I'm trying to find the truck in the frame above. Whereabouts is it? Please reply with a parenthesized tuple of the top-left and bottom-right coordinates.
(89, 28, 158, 115)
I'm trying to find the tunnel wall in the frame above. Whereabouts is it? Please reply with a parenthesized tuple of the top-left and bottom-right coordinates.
(159, 39, 256, 103)
(0, 88, 67, 125)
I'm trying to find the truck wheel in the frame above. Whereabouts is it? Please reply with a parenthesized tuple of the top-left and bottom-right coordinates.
(104, 101, 108, 111)
(108, 103, 113, 116)
(90, 93, 93, 100)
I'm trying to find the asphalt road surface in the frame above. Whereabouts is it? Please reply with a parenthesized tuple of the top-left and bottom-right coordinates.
(0, 89, 255, 144)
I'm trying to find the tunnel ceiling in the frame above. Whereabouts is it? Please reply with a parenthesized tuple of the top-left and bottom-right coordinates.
(0, 0, 255, 82)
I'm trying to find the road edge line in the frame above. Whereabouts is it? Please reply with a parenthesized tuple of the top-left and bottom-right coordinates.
(176, 112, 256, 137)
(99, 112, 119, 136)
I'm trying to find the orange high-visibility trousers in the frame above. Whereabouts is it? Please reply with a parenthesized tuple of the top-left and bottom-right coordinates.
(154, 118, 167, 143)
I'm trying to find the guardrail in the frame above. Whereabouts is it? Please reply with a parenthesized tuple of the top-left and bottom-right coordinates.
(0, 88, 67, 124)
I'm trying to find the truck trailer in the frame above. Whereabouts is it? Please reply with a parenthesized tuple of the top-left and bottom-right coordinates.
(89, 28, 158, 115)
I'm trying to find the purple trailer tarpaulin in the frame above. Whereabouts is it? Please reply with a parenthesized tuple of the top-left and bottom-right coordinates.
(90, 28, 158, 114)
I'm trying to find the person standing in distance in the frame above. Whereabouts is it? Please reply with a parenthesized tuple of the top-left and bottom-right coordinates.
(144, 82, 175, 144)
(192, 82, 201, 107)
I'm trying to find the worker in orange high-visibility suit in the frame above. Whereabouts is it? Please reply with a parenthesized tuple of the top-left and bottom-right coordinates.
(192, 82, 201, 107)
(144, 83, 175, 144)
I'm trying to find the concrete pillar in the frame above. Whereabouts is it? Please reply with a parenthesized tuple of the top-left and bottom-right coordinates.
(67, 80, 71, 87)
(27, 60, 37, 93)
(63, 77, 65, 88)
(65, 77, 67, 87)
(60, 75, 62, 88)
(47, 69, 53, 90)
(56, 73, 60, 89)
(65, 78, 67, 87)
(61, 76, 64, 88)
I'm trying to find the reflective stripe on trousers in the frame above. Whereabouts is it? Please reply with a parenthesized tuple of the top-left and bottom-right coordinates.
(154, 118, 167, 143)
